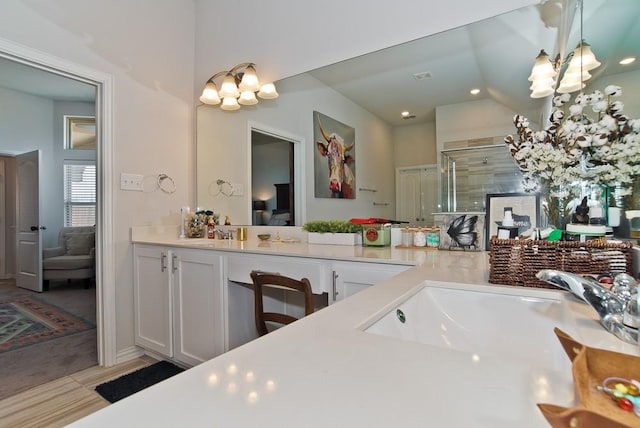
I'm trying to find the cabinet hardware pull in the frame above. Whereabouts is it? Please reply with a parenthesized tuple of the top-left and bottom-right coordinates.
(332, 271, 339, 302)
(160, 252, 167, 272)
(172, 254, 178, 273)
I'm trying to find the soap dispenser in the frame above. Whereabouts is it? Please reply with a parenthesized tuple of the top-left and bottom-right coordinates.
(497, 209, 519, 239)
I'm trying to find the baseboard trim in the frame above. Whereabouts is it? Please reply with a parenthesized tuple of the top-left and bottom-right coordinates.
(114, 346, 145, 365)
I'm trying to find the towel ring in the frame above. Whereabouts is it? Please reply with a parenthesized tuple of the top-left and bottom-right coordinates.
(208, 179, 234, 197)
(157, 173, 176, 194)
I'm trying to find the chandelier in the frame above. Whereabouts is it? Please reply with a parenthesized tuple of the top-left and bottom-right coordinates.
(528, 0, 600, 98)
(199, 63, 278, 110)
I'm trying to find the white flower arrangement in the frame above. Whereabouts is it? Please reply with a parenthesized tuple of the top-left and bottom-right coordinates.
(505, 85, 640, 195)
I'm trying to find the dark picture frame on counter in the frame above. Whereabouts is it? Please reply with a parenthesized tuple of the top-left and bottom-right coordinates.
(485, 192, 540, 249)
(438, 213, 485, 252)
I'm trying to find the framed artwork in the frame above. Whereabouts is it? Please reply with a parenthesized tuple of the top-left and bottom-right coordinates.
(313, 111, 356, 199)
(64, 116, 96, 150)
(438, 213, 485, 251)
(485, 192, 540, 248)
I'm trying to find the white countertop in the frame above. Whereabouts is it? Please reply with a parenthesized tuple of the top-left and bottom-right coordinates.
(131, 225, 427, 267)
(71, 228, 640, 427)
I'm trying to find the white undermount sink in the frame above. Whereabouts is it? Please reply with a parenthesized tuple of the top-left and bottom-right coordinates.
(362, 283, 575, 370)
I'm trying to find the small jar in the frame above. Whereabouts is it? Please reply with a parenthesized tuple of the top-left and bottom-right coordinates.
(401, 227, 413, 247)
(413, 228, 427, 247)
(426, 227, 440, 248)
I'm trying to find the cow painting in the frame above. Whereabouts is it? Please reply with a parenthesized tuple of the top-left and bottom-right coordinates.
(313, 111, 356, 199)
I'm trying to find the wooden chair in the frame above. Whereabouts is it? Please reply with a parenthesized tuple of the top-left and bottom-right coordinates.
(250, 271, 314, 336)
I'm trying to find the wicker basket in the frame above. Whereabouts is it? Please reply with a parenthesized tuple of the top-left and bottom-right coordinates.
(488, 238, 633, 288)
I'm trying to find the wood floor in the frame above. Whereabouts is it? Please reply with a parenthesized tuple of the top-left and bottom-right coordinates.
(0, 355, 157, 427)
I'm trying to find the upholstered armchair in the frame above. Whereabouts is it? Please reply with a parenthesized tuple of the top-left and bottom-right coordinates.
(42, 226, 95, 291)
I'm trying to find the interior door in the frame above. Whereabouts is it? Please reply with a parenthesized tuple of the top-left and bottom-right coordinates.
(396, 169, 422, 224)
(396, 166, 439, 226)
(16, 150, 43, 292)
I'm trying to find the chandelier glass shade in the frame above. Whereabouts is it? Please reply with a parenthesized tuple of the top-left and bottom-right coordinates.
(199, 63, 278, 110)
(527, 0, 600, 98)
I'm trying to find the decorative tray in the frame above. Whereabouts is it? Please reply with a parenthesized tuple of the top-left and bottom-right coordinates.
(538, 328, 640, 427)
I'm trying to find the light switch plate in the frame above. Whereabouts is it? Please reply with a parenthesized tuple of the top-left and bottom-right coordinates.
(231, 183, 244, 196)
(120, 173, 144, 191)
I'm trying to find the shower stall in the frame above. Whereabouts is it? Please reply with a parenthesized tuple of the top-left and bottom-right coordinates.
(441, 144, 524, 212)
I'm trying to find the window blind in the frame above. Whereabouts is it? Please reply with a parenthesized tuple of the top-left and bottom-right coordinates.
(64, 161, 96, 227)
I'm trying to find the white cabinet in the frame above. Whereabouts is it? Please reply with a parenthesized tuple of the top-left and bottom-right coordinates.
(133, 245, 173, 357)
(396, 165, 438, 226)
(225, 254, 330, 350)
(331, 261, 410, 303)
(172, 249, 224, 366)
(133, 244, 224, 366)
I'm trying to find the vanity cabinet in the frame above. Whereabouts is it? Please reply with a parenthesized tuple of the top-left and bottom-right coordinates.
(225, 253, 330, 350)
(133, 244, 224, 366)
(134, 245, 173, 357)
(133, 242, 414, 359)
(172, 248, 224, 366)
(331, 261, 410, 303)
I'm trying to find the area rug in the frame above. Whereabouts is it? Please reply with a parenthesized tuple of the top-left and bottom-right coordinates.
(0, 296, 94, 353)
(95, 361, 185, 403)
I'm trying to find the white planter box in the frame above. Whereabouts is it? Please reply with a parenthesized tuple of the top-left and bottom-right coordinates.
(307, 232, 362, 246)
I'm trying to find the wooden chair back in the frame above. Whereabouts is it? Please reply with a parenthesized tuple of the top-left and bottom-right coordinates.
(250, 271, 314, 336)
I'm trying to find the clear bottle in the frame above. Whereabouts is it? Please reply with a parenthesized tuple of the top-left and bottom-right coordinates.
(207, 216, 216, 239)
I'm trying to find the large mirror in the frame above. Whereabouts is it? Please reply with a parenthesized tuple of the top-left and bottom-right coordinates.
(196, 0, 640, 226)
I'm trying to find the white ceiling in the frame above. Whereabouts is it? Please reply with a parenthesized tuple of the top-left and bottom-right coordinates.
(307, 0, 640, 126)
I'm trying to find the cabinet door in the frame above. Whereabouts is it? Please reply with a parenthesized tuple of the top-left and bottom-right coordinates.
(332, 262, 409, 302)
(133, 245, 172, 357)
(172, 249, 224, 366)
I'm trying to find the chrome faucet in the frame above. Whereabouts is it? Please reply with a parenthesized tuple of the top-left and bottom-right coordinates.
(536, 269, 639, 344)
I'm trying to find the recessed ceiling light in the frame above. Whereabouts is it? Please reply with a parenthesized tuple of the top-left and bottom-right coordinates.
(619, 57, 636, 65)
(470, 88, 480, 95)
(401, 111, 410, 117)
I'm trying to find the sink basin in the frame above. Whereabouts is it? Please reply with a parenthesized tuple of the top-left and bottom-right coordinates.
(362, 283, 575, 370)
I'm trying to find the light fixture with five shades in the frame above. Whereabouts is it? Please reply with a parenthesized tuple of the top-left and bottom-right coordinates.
(528, 0, 600, 98)
(199, 63, 278, 110)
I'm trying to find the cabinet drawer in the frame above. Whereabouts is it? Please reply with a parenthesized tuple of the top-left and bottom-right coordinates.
(227, 254, 328, 294)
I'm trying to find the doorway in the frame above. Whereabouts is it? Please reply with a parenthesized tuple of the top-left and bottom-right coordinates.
(249, 123, 306, 226)
(251, 131, 294, 225)
(0, 39, 115, 369)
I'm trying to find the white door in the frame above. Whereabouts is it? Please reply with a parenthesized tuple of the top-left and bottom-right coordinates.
(396, 169, 422, 224)
(16, 150, 43, 292)
(396, 166, 439, 226)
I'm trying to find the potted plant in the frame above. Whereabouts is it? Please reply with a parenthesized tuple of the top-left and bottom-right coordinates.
(302, 220, 363, 245)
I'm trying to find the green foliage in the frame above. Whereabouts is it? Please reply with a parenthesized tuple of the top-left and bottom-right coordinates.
(302, 220, 362, 234)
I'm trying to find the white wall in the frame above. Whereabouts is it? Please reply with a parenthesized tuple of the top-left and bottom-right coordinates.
(393, 122, 437, 167)
(197, 73, 396, 224)
(436, 98, 523, 147)
(0, 0, 195, 355)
